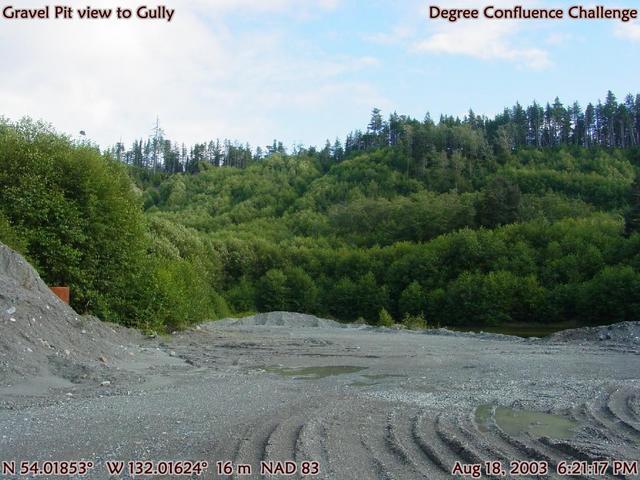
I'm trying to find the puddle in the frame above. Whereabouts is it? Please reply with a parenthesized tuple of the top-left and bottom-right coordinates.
(261, 365, 366, 380)
(475, 405, 578, 439)
(475, 405, 493, 433)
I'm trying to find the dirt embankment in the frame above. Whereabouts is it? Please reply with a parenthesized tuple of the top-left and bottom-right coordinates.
(0, 243, 161, 392)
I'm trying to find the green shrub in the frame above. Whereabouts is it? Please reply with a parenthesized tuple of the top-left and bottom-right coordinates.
(226, 277, 256, 312)
(399, 281, 426, 317)
(147, 258, 229, 332)
(0, 119, 147, 321)
(256, 269, 289, 311)
(402, 312, 428, 330)
(0, 119, 229, 331)
(0, 211, 27, 254)
(577, 266, 640, 325)
(377, 308, 395, 327)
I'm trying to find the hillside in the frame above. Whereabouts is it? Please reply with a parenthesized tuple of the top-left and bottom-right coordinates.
(2, 92, 640, 330)
(133, 98, 640, 328)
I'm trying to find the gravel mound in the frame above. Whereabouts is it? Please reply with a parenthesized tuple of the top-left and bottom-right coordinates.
(0, 243, 141, 386)
(212, 311, 348, 329)
(548, 321, 640, 345)
(421, 327, 528, 342)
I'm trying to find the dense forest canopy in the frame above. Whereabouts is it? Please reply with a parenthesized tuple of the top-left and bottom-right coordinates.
(2, 90, 640, 331)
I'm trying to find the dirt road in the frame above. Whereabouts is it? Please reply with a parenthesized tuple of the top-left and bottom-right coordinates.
(1, 312, 639, 479)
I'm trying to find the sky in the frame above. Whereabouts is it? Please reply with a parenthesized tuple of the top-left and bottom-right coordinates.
(0, 0, 639, 150)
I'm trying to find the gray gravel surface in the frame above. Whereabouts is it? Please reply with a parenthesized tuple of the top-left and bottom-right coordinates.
(1, 319, 640, 479)
(1, 245, 639, 479)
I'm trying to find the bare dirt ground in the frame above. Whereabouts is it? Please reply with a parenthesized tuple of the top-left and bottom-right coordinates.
(1, 245, 640, 479)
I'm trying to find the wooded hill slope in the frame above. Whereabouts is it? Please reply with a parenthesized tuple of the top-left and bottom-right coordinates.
(2, 91, 640, 330)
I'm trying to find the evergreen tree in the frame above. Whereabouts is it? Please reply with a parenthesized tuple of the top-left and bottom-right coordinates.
(332, 138, 344, 163)
(368, 108, 384, 135)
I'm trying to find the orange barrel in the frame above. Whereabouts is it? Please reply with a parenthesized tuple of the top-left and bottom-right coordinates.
(50, 286, 70, 304)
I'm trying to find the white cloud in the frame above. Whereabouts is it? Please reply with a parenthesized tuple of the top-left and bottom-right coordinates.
(615, 21, 640, 41)
(0, 0, 387, 149)
(413, 22, 551, 70)
(412, 0, 552, 70)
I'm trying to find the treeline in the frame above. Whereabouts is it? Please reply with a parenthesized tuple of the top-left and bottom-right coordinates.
(113, 90, 640, 176)
(115, 136, 257, 174)
(343, 91, 640, 157)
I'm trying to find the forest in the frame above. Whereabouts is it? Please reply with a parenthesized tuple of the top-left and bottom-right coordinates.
(1, 90, 640, 332)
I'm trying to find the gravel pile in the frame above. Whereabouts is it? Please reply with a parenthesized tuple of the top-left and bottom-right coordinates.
(0, 243, 140, 386)
(549, 321, 640, 345)
(212, 311, 349, 329)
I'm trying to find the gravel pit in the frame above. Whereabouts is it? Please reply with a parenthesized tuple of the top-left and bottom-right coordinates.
(1, 244, 639, 479)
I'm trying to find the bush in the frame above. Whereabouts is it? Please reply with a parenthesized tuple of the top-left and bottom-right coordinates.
(577, 266, 640, 325)
(0, 211, 27, 254)
(256, 269, 289, 311)
(402, 312, 427, 330)
(226, 277, 256, 312)
(0, 119, 229, 331)
(150, 258, 229, 331)
(377, 308, 395, 327)
(0, 119, 147, 321)
(428, 271, 545, 326)
(399, 281, 426, 316)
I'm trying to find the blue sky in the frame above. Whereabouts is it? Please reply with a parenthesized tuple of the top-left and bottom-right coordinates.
(1, 0, 639, 149)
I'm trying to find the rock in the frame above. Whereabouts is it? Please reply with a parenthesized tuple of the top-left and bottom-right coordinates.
(64, 349, 71, 356)
(9, 318, 16, 322)
(100, 381, 111, 386)
(6, 307, 16, 315)
(169, 351, 177, 357)
(99, 356, 108, 363)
